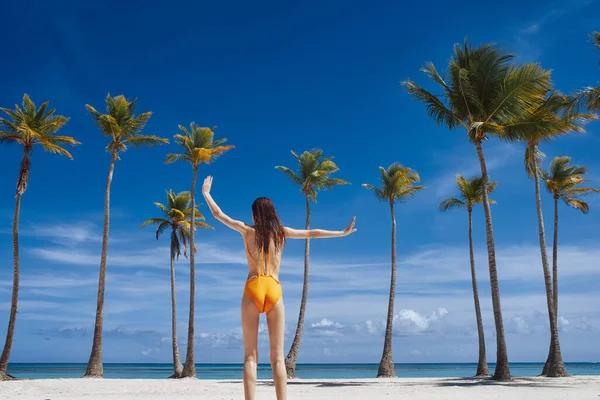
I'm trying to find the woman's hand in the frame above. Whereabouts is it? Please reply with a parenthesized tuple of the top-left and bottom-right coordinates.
(343, 216, 357, 236)
(202, 176, 213, 196)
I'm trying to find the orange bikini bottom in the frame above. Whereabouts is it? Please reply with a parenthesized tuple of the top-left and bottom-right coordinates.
(243, 275, 282, 314)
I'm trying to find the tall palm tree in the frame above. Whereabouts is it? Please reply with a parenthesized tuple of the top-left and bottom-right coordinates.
(520, 93, 596, 377)
(275, 149, 349, 378)
(141, 190, 213, 378)
(402, 40, 552, 380)
(165, 123, 233, 378)
(84, 94, 168, 378)
(363, 163, 424, 378)
(0, 94, 79, 381)
(439, 175, 496, 377)
(542, 156, 600, 315)
(540, 156, 600, 372)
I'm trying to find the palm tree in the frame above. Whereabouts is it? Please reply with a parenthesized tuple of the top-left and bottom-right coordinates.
(542, 156, 600, 315)
(275, 149, 349, 378)
(402, 40, 552, 380)
(439, 175, 496, 377)
(540, 156, 600, 373)
(0, 94, 79, 380)
(141, 190, 213, 378)
(520, 93, 596, 377)
(571, 32, 600, 112)
(84, 94, 168, 378)
(165, 123, 233, 378)
(363, 163, 424, 378)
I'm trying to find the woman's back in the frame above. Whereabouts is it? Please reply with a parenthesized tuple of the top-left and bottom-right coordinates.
(243, 228, 283, 280)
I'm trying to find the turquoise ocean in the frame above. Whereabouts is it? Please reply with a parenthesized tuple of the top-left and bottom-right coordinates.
(6, 363, 599, 379)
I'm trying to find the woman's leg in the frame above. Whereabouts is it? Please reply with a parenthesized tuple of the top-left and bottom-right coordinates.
(241, 294, 260, 400)
(266, 299, 287, 400)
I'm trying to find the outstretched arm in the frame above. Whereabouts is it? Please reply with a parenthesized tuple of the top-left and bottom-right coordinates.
(201, 176, 248, 234)
(285, 217, 357, 239)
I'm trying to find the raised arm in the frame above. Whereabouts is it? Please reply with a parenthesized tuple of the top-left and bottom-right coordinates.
(201, 176, 248, 234)
(285, 217, 357, 239)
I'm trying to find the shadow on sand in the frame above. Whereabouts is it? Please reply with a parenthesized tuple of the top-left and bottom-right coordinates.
(433, 377, 573, 389)
(218, 376, 575, 389)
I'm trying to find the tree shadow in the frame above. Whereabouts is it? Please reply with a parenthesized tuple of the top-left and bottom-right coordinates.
(434, 377, 573, 389)
(218, 380, 377, 388)
(218, 376, 575, 390)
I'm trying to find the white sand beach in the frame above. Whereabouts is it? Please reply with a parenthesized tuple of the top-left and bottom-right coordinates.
(1, 376, 599, 400)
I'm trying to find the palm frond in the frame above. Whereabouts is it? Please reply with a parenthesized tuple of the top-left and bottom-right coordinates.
(155, 221, 171, 239)
(486, 63, 552, 126)
(402, 79, 466, 130)
(275, 166, 303, 186)
(362, 183, 388, 201)
(38, 142, 75, 159)
(125, 135, 169, 148)
(1, 94, 78, 159)
(564, 197, 590, 213)
(140, 217, 169, 229)
(164, 152, 191, 164)
(439, 197, 466, 211)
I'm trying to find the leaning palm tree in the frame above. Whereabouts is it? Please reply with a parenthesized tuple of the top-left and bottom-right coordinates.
(84, 94, 168, 378)
(141, 190, 213, 378)
(402, 40, 552, 380)
(520, 92, 596, 377)
(0, 95, 79, 381)
(540, 156, 600, 373)
(439, 175, 496, 377)
(276, 149, 349, 378)
(542, 156, 600, 315)
(165, 124, 233, 378)
(363, 163, 424, 378)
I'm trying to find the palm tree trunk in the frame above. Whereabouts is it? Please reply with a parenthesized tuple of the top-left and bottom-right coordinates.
(169, 232, 183, 378)
(84, 151, 117, 378)
(552, 195, 559, 320)
(468, 208, 489, 377)
(0, 149, 29, 381)
(474, 140, 510, 381)
(181, 166, 198, 378)
(285, 195, 311, 378)
(542, 195, 561, 376)
(532, 168, 566, 377)
(377, 201, 396, 378)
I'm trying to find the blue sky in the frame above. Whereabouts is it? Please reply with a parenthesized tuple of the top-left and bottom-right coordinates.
(1, 0, 599, 365)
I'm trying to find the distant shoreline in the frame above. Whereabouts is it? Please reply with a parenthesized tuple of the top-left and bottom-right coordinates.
(6, 362, 599, 380)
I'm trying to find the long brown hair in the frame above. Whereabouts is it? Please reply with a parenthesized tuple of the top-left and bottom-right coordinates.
(251, 197, 286, 254)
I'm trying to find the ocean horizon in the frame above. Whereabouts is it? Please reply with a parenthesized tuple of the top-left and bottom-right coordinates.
(6, 362, 599, 380)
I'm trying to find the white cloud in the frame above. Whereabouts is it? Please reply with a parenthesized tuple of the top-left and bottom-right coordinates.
(141, 348, 160, 356)
(394, 308, 449, 335)
(28, 242, 250, 269)
(312, 318, 344, 329)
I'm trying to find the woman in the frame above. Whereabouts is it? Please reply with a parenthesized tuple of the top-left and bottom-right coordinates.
(202, 176, 356, 400)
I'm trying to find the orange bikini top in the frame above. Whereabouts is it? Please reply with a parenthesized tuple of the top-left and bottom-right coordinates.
(244, 229, 280, 277)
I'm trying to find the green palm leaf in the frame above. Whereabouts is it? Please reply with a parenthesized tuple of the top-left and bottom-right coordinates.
(440, 174, 496, 211)
(86, 94, 167, 155)
(542, 156, 600, 215)
(276, 149, 348, 202)
(363, 163, 425, 204)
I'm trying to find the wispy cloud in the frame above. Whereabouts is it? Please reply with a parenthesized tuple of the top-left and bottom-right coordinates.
(518, 0, 594, 36)
(513, 0, 596, 61)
